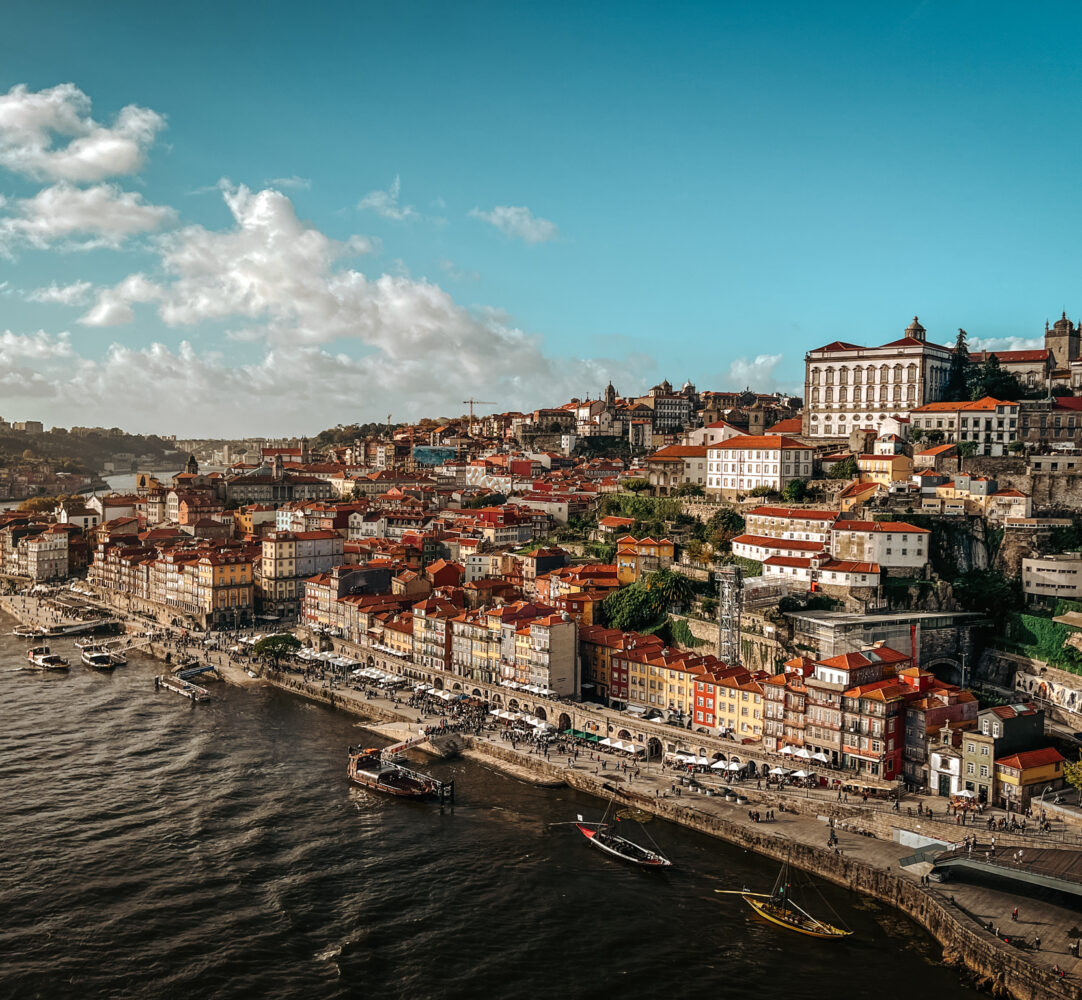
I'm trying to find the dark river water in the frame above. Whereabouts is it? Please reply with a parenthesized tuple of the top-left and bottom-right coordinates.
(0, 623, 981, 1000)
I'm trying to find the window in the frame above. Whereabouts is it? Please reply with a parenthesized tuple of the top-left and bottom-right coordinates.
(966, 762, 975, 775)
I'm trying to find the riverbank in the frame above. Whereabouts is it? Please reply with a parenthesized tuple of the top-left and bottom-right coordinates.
(2, 593, 1078, 998)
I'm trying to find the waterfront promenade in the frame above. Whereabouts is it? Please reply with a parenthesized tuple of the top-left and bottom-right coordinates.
(5, 590, 1082, 997)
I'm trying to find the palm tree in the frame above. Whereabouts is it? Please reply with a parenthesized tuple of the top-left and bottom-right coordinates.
(646, 569, 696, 613)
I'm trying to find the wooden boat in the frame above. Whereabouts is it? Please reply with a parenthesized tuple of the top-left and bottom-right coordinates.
(13, 624, 47, 639)
(716, 849, 851, 939)
(575, 802, 672, 868)
(27, 644, 70, 671)
(81, 646, 115, 670)
(346, 746, 441, 799)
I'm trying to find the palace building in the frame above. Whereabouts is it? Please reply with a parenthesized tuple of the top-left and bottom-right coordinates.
(802, 317, 952, 439)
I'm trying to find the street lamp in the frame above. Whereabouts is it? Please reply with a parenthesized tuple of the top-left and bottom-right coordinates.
(1038, 784, 1054, 810)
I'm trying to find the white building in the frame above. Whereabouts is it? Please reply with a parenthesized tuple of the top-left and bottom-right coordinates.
(731, 534, 827, 563)
(1022, 552, 1082, 600)
(908, 397, 1020, 456)
(829, 520, 930, 570)
(743, 506, 839, 543)
(803, 317, 952, 439)
(706, 436, 813, 495)
(762, 553, 880, 589)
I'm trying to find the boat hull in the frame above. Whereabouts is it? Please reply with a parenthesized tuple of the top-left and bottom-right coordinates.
(743, 896, 851, 939)
(576, 823, 672, 867)
(348, 772, 436, 798)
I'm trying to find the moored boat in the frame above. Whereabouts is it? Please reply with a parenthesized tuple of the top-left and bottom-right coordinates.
(716, 848, 851, 939)
(13, 624, 47, 639)
(81, 646, 115, 670)
(574, 801, 671, 868)
(27, 644, 70, 671)
(346, 746, 443, 799)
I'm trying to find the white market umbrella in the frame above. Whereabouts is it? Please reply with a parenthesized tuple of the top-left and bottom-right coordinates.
(812, 752, 830, 763)
(727, 761, 744, 771)
(769, 767, 789, 776)
(710, 759, 728, 770)
(793, 747, 812, 760)
(780, 746, 794, 755)
(697, 757, 710, 766)
(955, 789, 976, 799)
(791, 769, 810, 778)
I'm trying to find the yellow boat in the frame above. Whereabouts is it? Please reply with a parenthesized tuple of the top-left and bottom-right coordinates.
(716, 848, 852, 940)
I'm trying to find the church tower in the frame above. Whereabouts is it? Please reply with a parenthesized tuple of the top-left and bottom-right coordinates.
(604, 381, 617, 410)
(1045, 311, 1080, 370)
(185, 453, 198, 476)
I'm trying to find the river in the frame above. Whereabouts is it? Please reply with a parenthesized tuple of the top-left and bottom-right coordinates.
(0, 623, 981, 1000)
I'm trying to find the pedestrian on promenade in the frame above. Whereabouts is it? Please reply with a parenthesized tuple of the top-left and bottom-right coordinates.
(1011, 906, 1018, 921)
(1034, 936, 1040, 951)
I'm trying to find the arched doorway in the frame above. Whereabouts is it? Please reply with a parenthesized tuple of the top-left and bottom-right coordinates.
(491, 693, 502, 705)
(366, 655, 374, 668)
(558, 712, 572, 732)
(618, 729, 631, 740)
(433, 677, 444, 690)
(647, 737, 662, 760)
(535, 706, 547, 721)
(699, 746, 708, 757)
(924, 657, 963, 686)
(712, 751, 727, 761)
(472, 688, 483, 698)
(452, 682, 461, 691)
(508, 698, 519, 710)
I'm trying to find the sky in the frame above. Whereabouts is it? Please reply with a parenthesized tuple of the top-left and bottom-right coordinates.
(3, 1, 1082, 436)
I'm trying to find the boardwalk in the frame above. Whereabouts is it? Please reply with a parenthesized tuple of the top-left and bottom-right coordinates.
(935, 843, 1082, 899)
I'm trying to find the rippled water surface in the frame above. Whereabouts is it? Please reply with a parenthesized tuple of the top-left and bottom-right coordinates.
(0, 625, 980, 1000)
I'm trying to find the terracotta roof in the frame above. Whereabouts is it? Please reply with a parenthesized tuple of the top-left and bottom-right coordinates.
(811, 341, 864, 352)
(831, 520, 929, 533)
(970, 349, 1049, 363)
(995, 747, 1065, 770)
(911, 396, 1016, 413)
(746, 506, 838, 522)
(765, 418, 803, 434)
(734, 533, 826, 552)
(918, 444, 958, 456)
(710, 435, 806, 451)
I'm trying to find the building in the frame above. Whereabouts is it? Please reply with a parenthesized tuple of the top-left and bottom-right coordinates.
(706, 436, 813, 496)
(614, 535, 675, 583)
(994, 747, 1066, 810)
(259, 529, 345, 620)
(1021, 552, 1082, 601)
(743, 506, 839, 543)
(855, 453, 913, 486)
(829, 520, 929, 571)
(969, 348, 1052, 390)
(956, 703, 1045, 804)
(908, 397, 1020, 456)
(644, 445, 709, 493)
(803, 317, 952, 439)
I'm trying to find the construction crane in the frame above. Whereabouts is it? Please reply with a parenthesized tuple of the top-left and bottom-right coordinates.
(462, 398, 496, 436)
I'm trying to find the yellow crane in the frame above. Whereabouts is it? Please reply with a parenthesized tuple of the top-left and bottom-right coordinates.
(462, 398, 496, 436)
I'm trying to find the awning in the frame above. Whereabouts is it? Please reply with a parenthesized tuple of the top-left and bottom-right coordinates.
(793, 747, 812, 760)
(780, 746, 795, 755)
(812, 752, 830, 763)
(769, 767, 789, 776)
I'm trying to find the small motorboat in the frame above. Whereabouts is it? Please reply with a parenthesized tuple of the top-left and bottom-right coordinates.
(13, 624, 47, 639)
(27, 644, 70, 671)
(81, 646, 115, 671)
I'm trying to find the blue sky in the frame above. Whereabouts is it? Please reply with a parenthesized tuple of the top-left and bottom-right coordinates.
(2, 1, 1082, 434)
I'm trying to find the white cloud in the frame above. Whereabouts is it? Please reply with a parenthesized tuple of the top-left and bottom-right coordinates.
(358, 175, 417, 221)
(726, 353, 783, 390)
(0, 329, 71, 399)
(26, 280, 93, 305)
(469, 204, 558, 244)
(80, 273, 161, 326)
(968, 335, 1044, 354)
(0, 182, 175, 253)
(0, 83, 165, 182)
(265, 175, 311, 190)
(5, 180, 648, 433)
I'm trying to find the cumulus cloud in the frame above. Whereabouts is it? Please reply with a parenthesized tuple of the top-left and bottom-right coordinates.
(80, 273, 162, 326)
(357, 175, 417, 221)
(0, 329, 72, 399)
(726, 353, 783, 390)
(26, 280, 93, 305)
(0, 83, 165, 182)
(968, 335, 1044, 354)
(0, 182, 175, 253)
(469, 204, 558, 244)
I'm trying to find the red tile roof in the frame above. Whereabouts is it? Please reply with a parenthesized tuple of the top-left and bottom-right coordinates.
(710, 435, 806, 451)
(995, 747, 1065, 770)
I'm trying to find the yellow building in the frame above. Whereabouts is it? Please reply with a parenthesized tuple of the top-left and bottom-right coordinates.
(196, 550, 254, 627)
(615, 535, 675, 584)
(994, 746, 1065, 810)
(856, 453, 913, 486)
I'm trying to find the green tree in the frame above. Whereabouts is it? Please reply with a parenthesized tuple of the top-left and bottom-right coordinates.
(674, 483, 705, 497)
(624, 478, 652, 493)
(253, 633, 302, 667)
(646, 568, 696, 613)
(957, 440, 978, 457)
(1007, 440, 1026, 454)
(827, 456, 858, 480)
(910, 427, 926, 443)
(749, 485, 778, 497)
(943, 328, 972, 401)
(1064, 755, 1082, 800)
(970, 354, 1025, 401)
(781, 479, 807, 502)
(953, 570, 1021, 615)
(600, 582, 665, 631)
